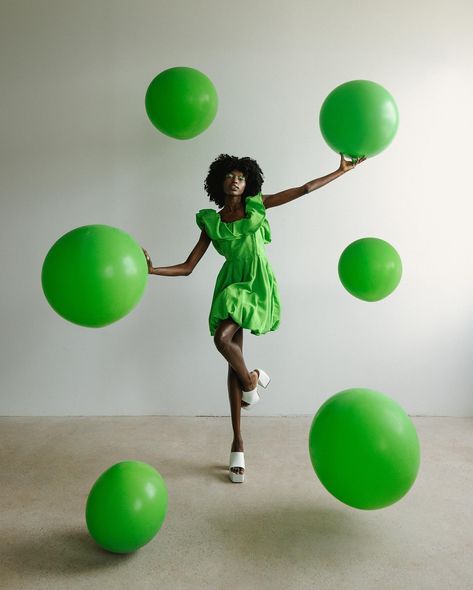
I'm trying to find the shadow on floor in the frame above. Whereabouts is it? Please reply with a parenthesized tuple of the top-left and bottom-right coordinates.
(4, 528, 136, 575)
(208, 503, 375, 565)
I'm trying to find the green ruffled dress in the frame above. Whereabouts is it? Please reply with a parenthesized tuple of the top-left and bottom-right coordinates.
(196, 193, 281, 336)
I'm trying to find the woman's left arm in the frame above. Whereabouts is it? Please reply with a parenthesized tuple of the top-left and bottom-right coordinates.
(262, 154, 366, 209)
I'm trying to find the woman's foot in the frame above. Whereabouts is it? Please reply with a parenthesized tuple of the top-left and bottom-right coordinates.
(241, 370, 258, 408)
(230, 438, 244, 477)
(245, 370, 259, 391)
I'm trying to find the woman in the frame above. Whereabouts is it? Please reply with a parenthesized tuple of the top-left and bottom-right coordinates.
(143, 152, 365, 483)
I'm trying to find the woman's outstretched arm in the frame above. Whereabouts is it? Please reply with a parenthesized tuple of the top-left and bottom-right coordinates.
(143, 229, 211, 276)
(262, 154, 366, 209)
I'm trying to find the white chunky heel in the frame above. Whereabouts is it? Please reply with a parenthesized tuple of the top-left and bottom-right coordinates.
(256, 368, 270, 388)
(241, 369, 270, 410)
(229, 451, 245, 483)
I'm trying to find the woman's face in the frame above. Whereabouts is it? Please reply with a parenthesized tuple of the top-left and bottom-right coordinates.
(223, 169, 246, 198)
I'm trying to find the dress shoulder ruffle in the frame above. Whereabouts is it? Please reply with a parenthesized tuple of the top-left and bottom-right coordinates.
(196, 193, 268, 241)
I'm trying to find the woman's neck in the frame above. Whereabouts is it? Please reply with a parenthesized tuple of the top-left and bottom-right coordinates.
(223, 196, 243, 211)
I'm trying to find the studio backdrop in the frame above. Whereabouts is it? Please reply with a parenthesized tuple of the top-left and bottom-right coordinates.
(1, 0, 472, 416)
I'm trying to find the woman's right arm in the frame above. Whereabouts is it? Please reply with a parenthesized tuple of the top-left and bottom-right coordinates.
(143, 230, 211, 277)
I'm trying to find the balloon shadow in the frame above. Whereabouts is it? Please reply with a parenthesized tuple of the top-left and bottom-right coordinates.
(209, 503, 375, 566)
(3, 527, 136, 576)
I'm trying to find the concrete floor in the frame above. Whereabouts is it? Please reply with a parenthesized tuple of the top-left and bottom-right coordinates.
(1, 416, 472, 589)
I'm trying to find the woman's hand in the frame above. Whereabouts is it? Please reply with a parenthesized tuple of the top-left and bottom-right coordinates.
(338, 153, 366, 173)
(142, 248, 154, 274)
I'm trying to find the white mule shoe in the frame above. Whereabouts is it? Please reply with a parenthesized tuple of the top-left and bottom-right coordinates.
(241, 369, 270, 410)
(256, 368, 271, 388)
(229, 451, 245, 483)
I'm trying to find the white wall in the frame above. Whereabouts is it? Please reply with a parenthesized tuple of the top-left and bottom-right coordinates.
(1, 0, 472, 416)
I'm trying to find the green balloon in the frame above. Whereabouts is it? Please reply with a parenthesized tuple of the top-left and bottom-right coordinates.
(145, 67, 218, 139)
(319, 80, 399, 158)
(309, 389, 420, 510)
(338, 237, 402, 302)
(42, 225, 148, 327)
(86, 461, 168, 553)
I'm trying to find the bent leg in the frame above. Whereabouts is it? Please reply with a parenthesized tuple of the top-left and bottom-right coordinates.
(214, 318, 256, 391)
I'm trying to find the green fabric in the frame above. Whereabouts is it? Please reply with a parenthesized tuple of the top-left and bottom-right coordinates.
(196, 193, 281, 336)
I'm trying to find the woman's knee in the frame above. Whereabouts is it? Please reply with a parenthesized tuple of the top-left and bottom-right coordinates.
(214, 329, 232, 351)
(214, 319, 237, 349)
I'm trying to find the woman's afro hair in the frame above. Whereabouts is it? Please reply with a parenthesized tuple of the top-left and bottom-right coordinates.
(204, 154, 264, 207)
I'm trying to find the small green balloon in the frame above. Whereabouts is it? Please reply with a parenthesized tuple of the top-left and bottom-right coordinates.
(338, 237, 402, 302)
(145, 66, 218, 139)
(319, 80, 399, 158)
(86, 461, 168, 554)
(309, 388, 420, 510)
(41, 225, 148, 327)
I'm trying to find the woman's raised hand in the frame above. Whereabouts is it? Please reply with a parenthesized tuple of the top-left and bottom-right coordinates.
(142, 248, 154, 274)
(338, 153, 367, 173)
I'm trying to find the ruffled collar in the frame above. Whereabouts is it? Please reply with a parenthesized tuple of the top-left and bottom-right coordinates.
(196, 193, 266, 240)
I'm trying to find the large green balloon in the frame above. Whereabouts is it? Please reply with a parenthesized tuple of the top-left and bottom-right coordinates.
(319, 80, 399, 158)
(338, 237, 402, 302)
(145, 67, 218, 139)
(309, 389, 420, 510)
(86, 461, 168, 554)
(42, 225, 148, 327)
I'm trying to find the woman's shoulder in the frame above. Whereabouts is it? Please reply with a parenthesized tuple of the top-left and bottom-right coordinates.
(196, 206, 217, 215)
(195, 208, 217, 233)
(246, 192, 265, 211)
(248, 192, 263, 201)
